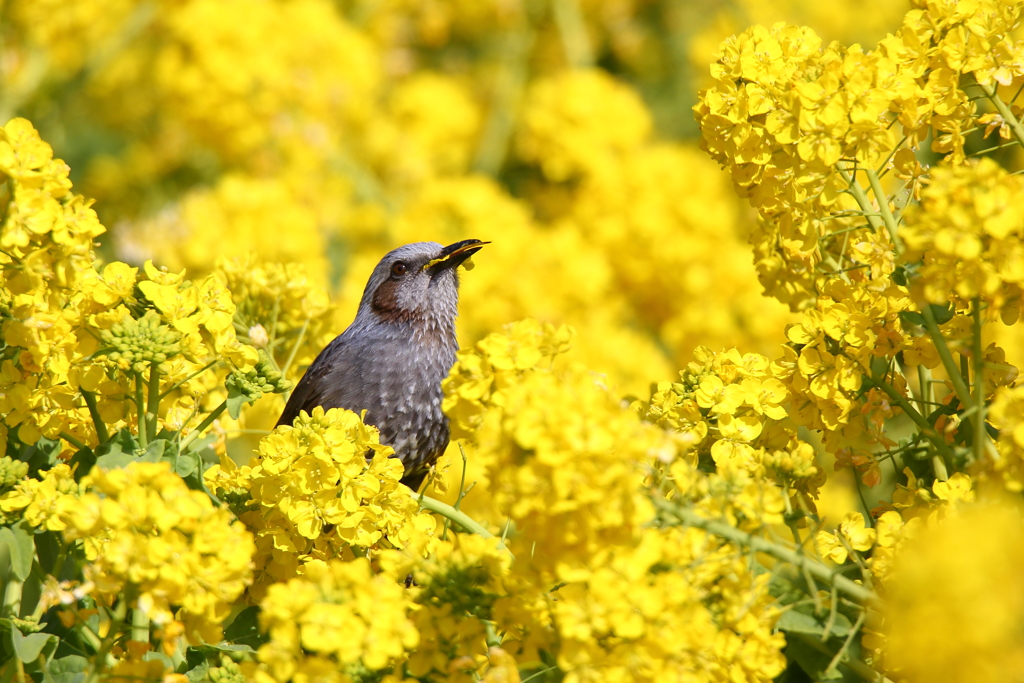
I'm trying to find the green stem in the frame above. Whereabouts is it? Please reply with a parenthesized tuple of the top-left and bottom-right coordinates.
(281, 318, 310, 381)
(916, 365, 932, 414)
(972, 297, 988, 465)
(836, 162, 888, 236)
(413, 494, 508, 549)
(74, 620, 103, 653)
(824, 610, 868, 678)
(134, 372, 148, 448)
(60, 431, 87, 451)
(130, 606, 149, 644)
(654, 500, 880, 607)
(473, 25, 535, 176)
(920, 305, 973, 409)
(84, 598, 128, 683)
(3, 579, 23, 618)
(146, 364, 161, 442)
(863, 377, 954, 460)
(552, 0, 593, 68)
(82, 390, 109, 443)
(179, 401, 227, 452)
(864, 168, 903, 253)
(455, 443, 470, 511)
(978, 81, 1024, 150)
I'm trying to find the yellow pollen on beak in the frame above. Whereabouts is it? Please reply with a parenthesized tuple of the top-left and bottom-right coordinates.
(423, 243, 483, 270)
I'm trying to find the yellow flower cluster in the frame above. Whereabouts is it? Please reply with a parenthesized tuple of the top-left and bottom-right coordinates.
(8, 1, 1024, 681)
(253, 558, 418, 682)
(3, 461, 253, 643)
(155, 0, 380, 162)
(778, 281, 911, 475)
(68, 462, 253, 642)
(0, 463, 78, 531)
(642, 345, 822, 501)
(206, 407, 436, 599)
(694, 0, 1024, 306)
(400, 533, 513, 682)
(213, 255, 335, 431)
(516, 69, 652, 182)
(902, 159, 1024, 321)
(124, 175, 332, 288)
(0, 118, 106, 446)
(443, 321, 787, 683)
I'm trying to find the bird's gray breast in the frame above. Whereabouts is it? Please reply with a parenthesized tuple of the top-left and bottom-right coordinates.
(321, 325, 456, 472)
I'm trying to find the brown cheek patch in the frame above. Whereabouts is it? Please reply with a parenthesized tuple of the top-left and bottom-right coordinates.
(372, 279, 417, 323)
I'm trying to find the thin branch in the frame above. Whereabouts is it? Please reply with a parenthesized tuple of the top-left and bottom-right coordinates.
(82, 390, 109, 443)
(978, 81, 1024, 150)
(920, 305, 973, 409)
(653, 499, 880, 607)
(864, 168, 903, 253)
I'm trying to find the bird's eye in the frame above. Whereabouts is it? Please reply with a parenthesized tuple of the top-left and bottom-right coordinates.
(391, 261, 408, 277)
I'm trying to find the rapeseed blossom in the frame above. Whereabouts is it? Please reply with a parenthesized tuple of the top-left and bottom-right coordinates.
(3, 1, 1024, 682)
(206, 407, 436, 598)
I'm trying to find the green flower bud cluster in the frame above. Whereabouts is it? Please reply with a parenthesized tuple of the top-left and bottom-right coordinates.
(226, 350, 292, 403)
(0, 456, 28, 490)
(208, 656, 245, 683)
(100, 311, 181, 375)
(11, 617, 43, 635)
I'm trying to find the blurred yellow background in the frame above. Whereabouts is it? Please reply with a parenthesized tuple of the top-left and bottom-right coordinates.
(0, 0, 908, 398)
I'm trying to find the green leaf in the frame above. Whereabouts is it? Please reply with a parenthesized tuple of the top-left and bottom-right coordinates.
(68, 447, 96, 482)
(184, 659, 209, 683)
(48, 655, 87, 683)
(928, 303, 954, 324)
(94, 429, 141, 470)
(142, 651, 175, 670)
(171, 451, 200, 478)
(225, 384, 250, 420)
(94, 451, 136, 470)
(33, 531, 61, 578)
(891, 265, 908, 287)
(10, 626, 57, 663)
(0, 522, 35, 581)
(223, 606, 265, 649)
(785, 636, 844, 682)
(139, 439, 166, 463)
(898, 311, 925, 327)
(777, 608, 852, 638)
(19, 437, 62, 471)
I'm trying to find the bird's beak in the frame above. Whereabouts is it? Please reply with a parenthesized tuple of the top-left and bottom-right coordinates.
(424, 239, 489, 272)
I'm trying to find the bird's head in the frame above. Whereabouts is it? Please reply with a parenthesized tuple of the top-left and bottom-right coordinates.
(355, 239, 488, 329)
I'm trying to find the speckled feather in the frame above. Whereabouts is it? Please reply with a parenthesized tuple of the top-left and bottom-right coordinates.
(277, 241, 481, 490)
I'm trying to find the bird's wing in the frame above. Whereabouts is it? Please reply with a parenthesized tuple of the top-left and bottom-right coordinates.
(275, 335, 347, 428)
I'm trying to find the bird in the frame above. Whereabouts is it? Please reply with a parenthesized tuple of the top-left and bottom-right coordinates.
(276, 239, 487, 491)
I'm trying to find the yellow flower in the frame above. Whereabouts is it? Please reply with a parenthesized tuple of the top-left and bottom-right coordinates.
(839, 511, 876, 551)
(932, 472, 975, 504)
(815, 530, 849, 564)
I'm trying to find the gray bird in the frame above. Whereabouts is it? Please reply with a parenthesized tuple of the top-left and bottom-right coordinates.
(276, 239, 487, 490)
